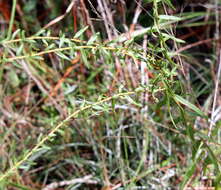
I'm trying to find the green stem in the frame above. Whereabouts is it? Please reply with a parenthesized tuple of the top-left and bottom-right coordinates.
(0, 90, 146, 182)
(7, 0, 17, 39)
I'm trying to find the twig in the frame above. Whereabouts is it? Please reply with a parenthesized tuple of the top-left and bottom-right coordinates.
(79, 0, 95, 36)
(42, 175, 97, 190)
(97, 0, 112, 40)
(208, 0, 221, 136)
(43, 0, 77, 30)
(208, 50, 221, 136)
(130, 0, 142, 32)
(175, 38, 220, 54)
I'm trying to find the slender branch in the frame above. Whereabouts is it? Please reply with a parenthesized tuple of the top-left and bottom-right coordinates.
(0, 89, 144, 182)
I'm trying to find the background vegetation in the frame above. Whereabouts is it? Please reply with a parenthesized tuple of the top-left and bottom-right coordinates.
(0, 0, 221, 189)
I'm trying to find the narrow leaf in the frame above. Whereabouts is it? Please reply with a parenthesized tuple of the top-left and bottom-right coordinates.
(74, 26, 89, 38)
(159, 15, 182, 21)
(173, 94, 206, 118)
(87, 33, 99, 45)
(162, 33, 185, 43)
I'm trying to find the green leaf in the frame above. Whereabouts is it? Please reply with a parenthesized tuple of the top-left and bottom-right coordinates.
(178, 12, 208, 21)
(180, 160, 197, 189)
(159, 15, 182, 21)
(11, 29, 21, 40)
(124, 38, 134, 46)
(16, 44, 24, 55)
(161, 33, 185, 43)
(55, 51, 71, 61)
(173, 94, 207, 118)
(87, 33, 99, 45)
(80, 49, 89, 68)
(214, 174, 221, 190)
(180, 143, 204, 189)
(7, 182, 32, 190)
(45, 43, 56, 51)
(34, 29, 46, 36)
(23, 0, 36, 12)
(144, 0, 162, 3)
(125, 96, 142, 107)
(59, 34, 66, 48)
(8, 69, 20, 88)
(163, 0, 175, 9)
(143, 0, 153, 3)
(92, 105, 103, 111)
(74, 26, 89, 38)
